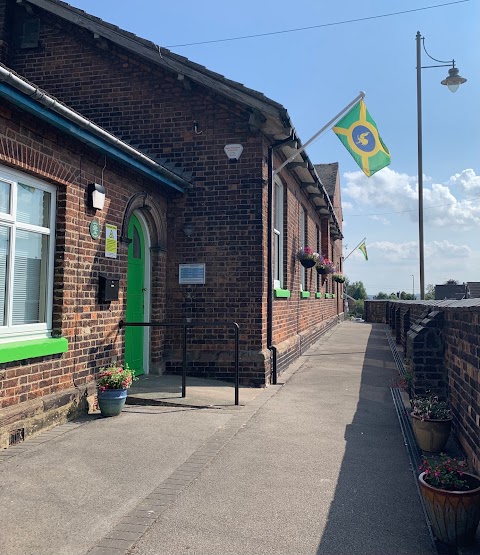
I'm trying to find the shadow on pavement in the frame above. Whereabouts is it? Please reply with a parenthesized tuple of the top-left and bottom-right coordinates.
(316, 324, 436, 555)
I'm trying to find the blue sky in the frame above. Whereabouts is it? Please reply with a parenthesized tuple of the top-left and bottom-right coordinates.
(69, 0, 479, 296)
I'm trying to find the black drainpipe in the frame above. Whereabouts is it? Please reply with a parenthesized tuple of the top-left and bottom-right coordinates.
(267, 133, 295, 385)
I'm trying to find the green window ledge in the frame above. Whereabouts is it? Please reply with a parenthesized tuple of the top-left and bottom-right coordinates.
(274, 288, 291, 298)
(300, 291, 310, 299)
(315, 292, 322, 299)
(0, 337, 69, 364)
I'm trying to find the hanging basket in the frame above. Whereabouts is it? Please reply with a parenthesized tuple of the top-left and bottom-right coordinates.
(300, 259, 316, 268)
(316, 266, 327, 274)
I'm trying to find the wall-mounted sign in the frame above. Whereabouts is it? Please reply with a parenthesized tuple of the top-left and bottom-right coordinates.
(105, 224, 118, 259)
(89, 219, 101, 240)
(224, 144, 243, 161)
(179, 263, 206, 285)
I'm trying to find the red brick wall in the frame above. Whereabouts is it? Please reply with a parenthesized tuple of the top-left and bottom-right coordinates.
(4, 3, 343, 386)
(366, 300, 480, 473)
(0, 101, 169, 409)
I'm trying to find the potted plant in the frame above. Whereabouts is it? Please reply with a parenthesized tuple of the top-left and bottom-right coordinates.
(297, 246, 318, 268)
(419, 454, 480, 546)
(411, 394, 453, 452)
(96, 362, 136, 417)
(332, 272, 346, 283)
(315, 255, 335, 275)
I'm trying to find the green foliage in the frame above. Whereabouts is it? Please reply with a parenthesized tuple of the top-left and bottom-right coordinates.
(97, 363, 137, 391)
(420, 455, 469, 491)
(350, 299, 364, 318)
(411, 394, 452, 420)
(425, 284, 435, 300)
(347, 280, 367, 300)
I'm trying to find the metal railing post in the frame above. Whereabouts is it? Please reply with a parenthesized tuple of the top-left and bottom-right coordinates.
(234, 323, 239, 406)
(182, 324, 187, 398)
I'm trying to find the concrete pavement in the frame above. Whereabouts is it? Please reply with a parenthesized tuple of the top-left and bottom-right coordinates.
(0, 322, 438, 555)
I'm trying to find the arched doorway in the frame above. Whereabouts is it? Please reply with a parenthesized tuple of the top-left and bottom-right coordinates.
(125, 212, 151, 376)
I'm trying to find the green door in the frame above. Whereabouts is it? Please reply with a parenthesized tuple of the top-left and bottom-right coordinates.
(125, 214, 146, 376)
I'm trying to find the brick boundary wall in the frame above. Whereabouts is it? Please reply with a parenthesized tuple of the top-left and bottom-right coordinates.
(365, 300, 480, 474)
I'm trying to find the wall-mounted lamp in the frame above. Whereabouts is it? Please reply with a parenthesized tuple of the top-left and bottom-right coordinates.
(182, 222, 194, 237)
(224, 144, 243, 162)
(87, 182, 106, 210)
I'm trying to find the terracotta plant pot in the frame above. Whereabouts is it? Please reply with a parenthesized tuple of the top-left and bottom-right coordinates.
(419, 471, 480, 546)
(411, 414, 452, 452)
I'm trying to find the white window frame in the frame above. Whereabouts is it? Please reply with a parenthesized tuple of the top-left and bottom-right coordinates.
(0, 165, 56, 343)
(300, 206, 306, 291)
(273, 177, 284, 289)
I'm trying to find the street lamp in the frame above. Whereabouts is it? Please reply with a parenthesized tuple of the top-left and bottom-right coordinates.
(416, 31, 466, 299)
(411, 274, 415, 299)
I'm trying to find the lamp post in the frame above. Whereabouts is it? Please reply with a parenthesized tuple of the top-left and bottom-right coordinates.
(411, 274, 415, 299)
(416, 31, 466, 299)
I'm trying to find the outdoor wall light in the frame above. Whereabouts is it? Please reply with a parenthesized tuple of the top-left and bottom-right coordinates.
(87, 183, 106, 210)
(182, 222, 194, 237)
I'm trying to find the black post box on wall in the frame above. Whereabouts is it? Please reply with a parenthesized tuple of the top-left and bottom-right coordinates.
(98, 274, 120, 303)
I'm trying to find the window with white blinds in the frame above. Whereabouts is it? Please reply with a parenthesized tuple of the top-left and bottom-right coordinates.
(0, 167, 55, 341)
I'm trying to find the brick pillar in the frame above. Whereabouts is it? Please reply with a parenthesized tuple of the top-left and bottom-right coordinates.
(406, 310, 446, 399)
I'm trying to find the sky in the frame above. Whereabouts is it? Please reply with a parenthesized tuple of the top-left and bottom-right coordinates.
(67, 0, 479, 297)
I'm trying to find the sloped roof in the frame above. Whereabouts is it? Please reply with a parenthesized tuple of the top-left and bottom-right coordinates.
(314, 163, 338, 199)
(20, 0, 343, 237)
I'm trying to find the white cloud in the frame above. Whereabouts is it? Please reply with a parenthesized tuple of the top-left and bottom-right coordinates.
(425, 240, 471, 258)
(342, 167, 480, 229)
(447, 169, 480, 195)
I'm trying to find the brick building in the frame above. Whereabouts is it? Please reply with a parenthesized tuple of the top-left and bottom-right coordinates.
(0, 0, 344, 444)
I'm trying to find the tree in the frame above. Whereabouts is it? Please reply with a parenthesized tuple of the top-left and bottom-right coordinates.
(445, 279, 459, 285)
(400, 292, 415, 300)
(347, 280, 367, 300)
(425, 284, 435, 300)
(374, 292, 390, 299)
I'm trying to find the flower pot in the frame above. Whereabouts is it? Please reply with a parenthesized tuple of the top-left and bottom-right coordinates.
(419, 471, 480, 546)
(97, 388, 128, 417)
(300, 259, 316, 268)
(411, 414, 452, 452)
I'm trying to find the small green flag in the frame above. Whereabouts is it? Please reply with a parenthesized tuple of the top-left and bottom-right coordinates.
(333, 100, 390, 177)
(359, 241, 368, 261)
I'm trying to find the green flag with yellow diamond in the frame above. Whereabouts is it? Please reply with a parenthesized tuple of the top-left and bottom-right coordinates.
(333, 100, 390, 177)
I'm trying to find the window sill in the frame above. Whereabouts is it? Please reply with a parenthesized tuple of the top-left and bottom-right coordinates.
(274, 288, 291, 299)
(300, 291, 310, 299)
(0, 337, 69, 364)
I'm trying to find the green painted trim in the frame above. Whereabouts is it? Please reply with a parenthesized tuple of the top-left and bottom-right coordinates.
(325, 293, 332, 299)
(274, 288, 291, 298)
(315, 292, 322, 299)
(300, 291, 311, 299)
(0, 337, 69, 364)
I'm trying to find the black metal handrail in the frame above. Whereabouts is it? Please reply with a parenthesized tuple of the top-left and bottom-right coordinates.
(118, 320, 240, 405)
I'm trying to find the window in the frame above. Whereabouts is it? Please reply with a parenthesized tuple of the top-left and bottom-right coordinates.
(300, 206, 307, 291)
(0, 166, 56, 342)
(273, 178, 284, 288)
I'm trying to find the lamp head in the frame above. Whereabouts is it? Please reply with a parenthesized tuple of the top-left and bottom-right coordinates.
(441, 66, 467, 93)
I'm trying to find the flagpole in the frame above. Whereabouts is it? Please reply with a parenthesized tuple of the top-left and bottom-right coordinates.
(273, 91, 365, 178)
(344, 237, 366, 261)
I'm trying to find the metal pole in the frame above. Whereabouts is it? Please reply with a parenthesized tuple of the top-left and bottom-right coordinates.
(273, 91, 365, 177)
(411, 274, 415, 298)
(234, 323, 239, 406)
(182, 324, 187, 398)
(416, 31, 425, 300)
